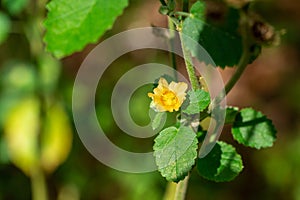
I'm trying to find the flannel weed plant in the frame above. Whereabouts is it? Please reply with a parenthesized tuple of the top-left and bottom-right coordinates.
(0, 0, 281, 199)
(147, 0, 279, 198)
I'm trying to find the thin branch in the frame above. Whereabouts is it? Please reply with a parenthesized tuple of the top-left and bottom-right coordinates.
(175, 175, 190, 200)
(224, 11, 252, 94)
(168, 17, 178, 81)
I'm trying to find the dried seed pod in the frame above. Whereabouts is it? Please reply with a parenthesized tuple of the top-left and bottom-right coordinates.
(248, 13, 281, 47)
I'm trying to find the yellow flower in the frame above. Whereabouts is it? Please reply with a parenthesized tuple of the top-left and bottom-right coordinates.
(148, 78, 188, 112)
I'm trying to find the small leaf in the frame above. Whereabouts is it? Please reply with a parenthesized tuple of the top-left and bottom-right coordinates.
(0, 12, 11, 45)
(197, 141, 243, 182)
(44, 0, 129, 58)
(153, 126, 198, 182)
(183, 89, 210, 115)
(182, 1, 242, 68)
(232, 108, 277, 149)
(159, 5, 169, 15)
(151, 111, 166, 130)
(225, 106, 239, 124)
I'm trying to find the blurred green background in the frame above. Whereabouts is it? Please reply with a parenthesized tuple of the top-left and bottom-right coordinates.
(1, 0, 300, 199)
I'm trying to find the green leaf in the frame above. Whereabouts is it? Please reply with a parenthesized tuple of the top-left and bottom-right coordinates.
(44, 0, 129, 58)
(197, 141, 243, 182)
(153, 126, 198, 182)
(183, 89, 210, 115)
(181, 1, 205, 59)
(225, 106, 239, 124)
(151, 112, 166, 130)
(2, 0, 29, 15)
(188, 0, 206, 19)
(159, 5, 169, 15)
(167, 0, 176, 12)
(0, 12, 11, 45)
(182, 1, 242, 68)
(232, 108, 277, 149)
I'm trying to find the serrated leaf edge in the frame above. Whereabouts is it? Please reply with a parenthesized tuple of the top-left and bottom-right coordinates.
(232, 107, 277, 149)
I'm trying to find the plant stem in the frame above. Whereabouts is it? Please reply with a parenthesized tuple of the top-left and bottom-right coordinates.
(31, 168, 48, 200)
(168, 17, 178, 81)
(25, 1, 49, 200)
(164, 182, 177, 200)
(177, 16, 199, 90)
(160, 0, 167, 6)
(224, 11, 251, 94)
(163, 175, 190, 200)
(174, 11, 191, 17)
(181, 43, 200, 90)
(169, 17, 180, 26)
(224, 47, 250, 94)
(200, 110, 210, 121)
(174, 175, 190, 200)
(170, 8, 199, 90)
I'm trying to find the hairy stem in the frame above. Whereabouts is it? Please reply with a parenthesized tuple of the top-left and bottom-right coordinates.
(169, 14, 199, 90)
(181, 44, 200, 90)
(168, 17, 178, 81)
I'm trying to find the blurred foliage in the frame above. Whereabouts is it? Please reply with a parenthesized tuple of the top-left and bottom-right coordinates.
(0, 11, 10, 44)
(0, 0, 299, 199)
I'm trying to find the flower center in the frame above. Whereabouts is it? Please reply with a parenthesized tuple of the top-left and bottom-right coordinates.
(161, 90, 178, 106)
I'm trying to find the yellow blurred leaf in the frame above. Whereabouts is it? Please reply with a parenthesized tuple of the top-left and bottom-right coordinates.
(4, 98, 40, 176)
(41, 103, 72, 173)
(200, 117, 213, 130)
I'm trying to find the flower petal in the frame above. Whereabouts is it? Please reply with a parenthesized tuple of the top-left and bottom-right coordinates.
(148, 78, 187, 112)
(171, 82, 188, 94)
(158, 78, 169, 88)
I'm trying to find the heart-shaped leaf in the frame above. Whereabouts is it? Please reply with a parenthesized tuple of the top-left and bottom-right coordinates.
(153, 126, 198, 182)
